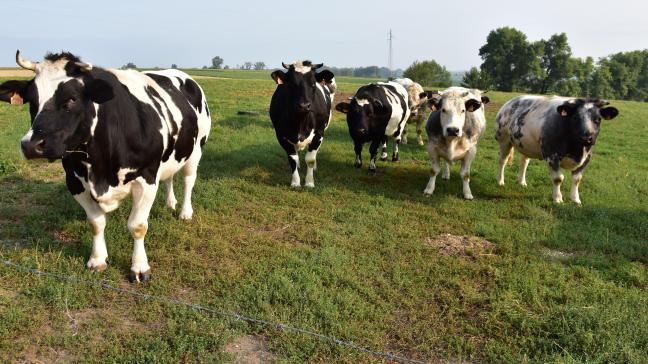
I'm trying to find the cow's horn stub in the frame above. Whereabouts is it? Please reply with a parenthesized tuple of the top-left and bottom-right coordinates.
(75, 61, 93, 71)
(282, 62, 290, 69)
(15, 50, 37, 71)
(313, 63, 323, 69)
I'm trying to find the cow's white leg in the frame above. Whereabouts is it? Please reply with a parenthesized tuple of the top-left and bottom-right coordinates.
(305, 136, 323, 188)
(423, 155, 441, 196)
(517, 154, 530, 187)
(548, 166, 564, 203)
(179, 149, 202, 220)
(392, 139, 400, 162)
(441, 160, 451, 180)
(570, 171, 583, 204)
(163, 177, 177, 210)
(289, 154, 301, 187)
(74, 191, 108, 272)
(401, 126, 408, 145)
(127, 181, 158, 283)
(380, 138, 388, 161)
(497, 143, 513, 186)
(460, 147, 477, 200)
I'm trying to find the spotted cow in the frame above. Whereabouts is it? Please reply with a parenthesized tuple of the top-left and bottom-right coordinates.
(495, 95, 619, 204)
(0, 51, 211, 282)
(393, 78, 433, 146)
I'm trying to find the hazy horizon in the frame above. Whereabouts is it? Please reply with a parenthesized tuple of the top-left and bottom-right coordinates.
(1, 0, 646, 71)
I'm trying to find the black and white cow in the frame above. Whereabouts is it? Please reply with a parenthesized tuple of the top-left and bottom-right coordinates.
(423, 87, 489, 200)
(0, 51, 211, 282)
(269, 61, 335, 188)
(334, 81, 410, 174)
(495, 95, 618, 204)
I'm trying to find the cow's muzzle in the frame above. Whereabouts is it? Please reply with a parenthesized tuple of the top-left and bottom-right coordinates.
(580, 135, 594, 146)
(21, 139, 46, 159)
(446, 127, 461, 137)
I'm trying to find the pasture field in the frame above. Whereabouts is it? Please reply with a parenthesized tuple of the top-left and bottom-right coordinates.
(0, 69, 647, 363)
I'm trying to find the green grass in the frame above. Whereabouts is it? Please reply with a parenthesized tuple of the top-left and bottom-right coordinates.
(0, 73, 647, 363)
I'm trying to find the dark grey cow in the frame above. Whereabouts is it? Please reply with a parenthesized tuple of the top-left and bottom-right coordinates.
(496, 95, 619, 204)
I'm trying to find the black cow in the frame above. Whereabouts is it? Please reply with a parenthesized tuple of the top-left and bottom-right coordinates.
(0, 51, 211, 282)
(335, 82, 410, 174)
(495, 95, 619, 204)
(269, 61, 335, 188)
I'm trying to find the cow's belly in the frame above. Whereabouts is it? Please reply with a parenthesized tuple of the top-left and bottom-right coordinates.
(385, 115, 405, 137)
(158, 155, 187, 181)
(511, 125, 543, 159)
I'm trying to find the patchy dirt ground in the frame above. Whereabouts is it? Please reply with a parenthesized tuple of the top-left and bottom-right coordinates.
(0, 69, 34, 78)
(225, 335, 275, 364)
(424, 234, 496, 259)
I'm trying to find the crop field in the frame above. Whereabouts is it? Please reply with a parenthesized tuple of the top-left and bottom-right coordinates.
(0, 69, 647, 363)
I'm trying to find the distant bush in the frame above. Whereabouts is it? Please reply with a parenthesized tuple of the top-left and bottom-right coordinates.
(403, 60, 452, 87)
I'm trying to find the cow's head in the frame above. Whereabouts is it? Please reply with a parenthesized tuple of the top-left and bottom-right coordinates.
(271, 61, 334, 144)
(335, 95, 387, 139)
(556, 99, 619, 146)
(429, 89, 487, 138)
(0, 51, 114, 160)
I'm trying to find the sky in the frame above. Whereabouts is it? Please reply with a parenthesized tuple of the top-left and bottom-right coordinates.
(1, 0, 647, 71)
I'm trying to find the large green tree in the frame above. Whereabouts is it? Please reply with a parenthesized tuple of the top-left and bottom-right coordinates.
(479, 27, 538, 92)
(533, 33, 573, 94)
(403, 60, 452, 88)
(460, 67, 492, 90)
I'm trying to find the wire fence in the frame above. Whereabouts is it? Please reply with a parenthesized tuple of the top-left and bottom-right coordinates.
(0, 257, 429, 364)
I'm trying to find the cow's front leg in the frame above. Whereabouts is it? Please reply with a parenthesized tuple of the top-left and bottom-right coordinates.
(380, 137, 388, 161)
(354, 141, 363, 168)
(570, 155, 590, 204)
(416, 119, 424, 146)
(401, 125, 408, 145)
(368, 139, 381, 174)
(163, 176, 177, 210)
(460, 147, 477, 200)
(279, 140, 300, 187)
(547, 162, 564, 203)
(441, 160, 451, 180)
(423, 154, 441, 196)
(305, 136, 322, 188)
(73, 191, 108, 272)
(517, 154, 530, 187)
(127, 181, 158, 283)
(392, 138, 400, 162)
(497, 143, 513, 186)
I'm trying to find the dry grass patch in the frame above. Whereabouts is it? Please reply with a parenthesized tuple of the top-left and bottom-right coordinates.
(225, 335, 275, 364)
(424, 234, 496, 259)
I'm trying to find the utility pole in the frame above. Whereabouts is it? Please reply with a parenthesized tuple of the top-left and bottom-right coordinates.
(388, 29, 394, 78)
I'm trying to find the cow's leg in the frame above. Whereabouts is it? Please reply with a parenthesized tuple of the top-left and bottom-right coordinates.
(73, 191, 108, 272)
(392, 139, 400, 162)
(402, 125, 408, 145)
(279, 140, 300, 187)
(416, 118, 424, 146)
(179, 148, 202, 220)
(423, 154, 441, 196)
(547, 161, 564, 203)
(570, 154, 590, 204)
(380, 136, 388, 161)
(368, 139, 381, 174)
(305, 136, 323, 188)
(442, 160, 451, 180)
(497, 142, 514, 186)
(460, 147, 477, 200)
(127, 181, 158, 283)
(163, 177, 177, 210)
(517, 154, 530, 187)
(354, 141, 363, 168)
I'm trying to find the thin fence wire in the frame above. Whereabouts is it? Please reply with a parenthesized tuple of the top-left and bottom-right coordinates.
(0, 258, 429, 364)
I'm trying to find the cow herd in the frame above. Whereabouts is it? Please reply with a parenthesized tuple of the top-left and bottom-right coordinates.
(0, 52, 619, 281)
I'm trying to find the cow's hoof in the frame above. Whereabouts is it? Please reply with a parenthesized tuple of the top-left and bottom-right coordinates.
(553, 197, 564, 204)
(290, 182, 301, 188)
(368, 168, 376, 175)
(391, 156, 399, 162)
(354, 162, 362, 169)
(417, 140, 425, 146)
(380, 153, 388, 161)
(423, 189, 434, 196)
(304, 182, 315, 188)
(518, 181, 528, 187)
(179, 209, 193, 220)
(441, 174, 450, 180)
(166, 198, 177, 210)
(497, 181, 505, 186)
(464, 194, 474, 200)
(87, 258, 108, 272)
(128, 269, 152, 283)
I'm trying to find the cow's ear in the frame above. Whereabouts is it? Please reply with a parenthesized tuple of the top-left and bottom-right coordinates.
(557, 103, 575, 118)
(600, 106, 619, 120)
(481, 96, 490, 104)
(315, 70, 334, 84)
(372, 98, 384, 110)
(335, 102, 350, 114)
(0, 80, 29, 105)
(84, 78, 114, 104)
(271, 70, 286, 85)
(465, 99, 482, 112)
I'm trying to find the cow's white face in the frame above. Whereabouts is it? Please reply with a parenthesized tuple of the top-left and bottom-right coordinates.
(436, 91, 481, 138)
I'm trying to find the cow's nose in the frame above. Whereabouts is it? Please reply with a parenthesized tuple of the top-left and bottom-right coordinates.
(581, 135, 594, 145)
(21, 139, 45, 159)
(298, 102, 311, 112)
(446, 127, 460, 136)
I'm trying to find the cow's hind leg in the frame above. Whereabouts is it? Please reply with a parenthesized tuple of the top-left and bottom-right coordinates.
(305, 136, 323, 188)
(163, 177, 177, 210)
(401, 124, 408, 145)
(416, 118, 424, 146)
(179, 148, 202, 220)
(74, 191, 108, 272)
(380, 136, 388, 161)
(517, 154, 530, 187)
(128, 181, 158, 283)
(497, 142, 514, 186)
(423, 154, 441, 196)
(442, 160, 451, 180)
(392, 138, 400, 162)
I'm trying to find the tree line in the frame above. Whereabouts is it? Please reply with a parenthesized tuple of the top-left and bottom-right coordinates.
(462, 27, 648, 102)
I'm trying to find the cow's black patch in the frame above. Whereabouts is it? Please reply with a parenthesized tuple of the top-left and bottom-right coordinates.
(200, 136, 207, 149)
(62, 156, 87, 195)
(425, 110, 443, 137)
(180, 78, 203, 113)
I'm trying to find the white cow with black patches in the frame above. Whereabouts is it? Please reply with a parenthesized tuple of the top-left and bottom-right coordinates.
(423, 87, 489, 200)
(495, 95, 619, 204)
(0, 51, 211, 282)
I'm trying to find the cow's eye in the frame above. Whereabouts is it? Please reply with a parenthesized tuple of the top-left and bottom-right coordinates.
(63, 98, 76, 111)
